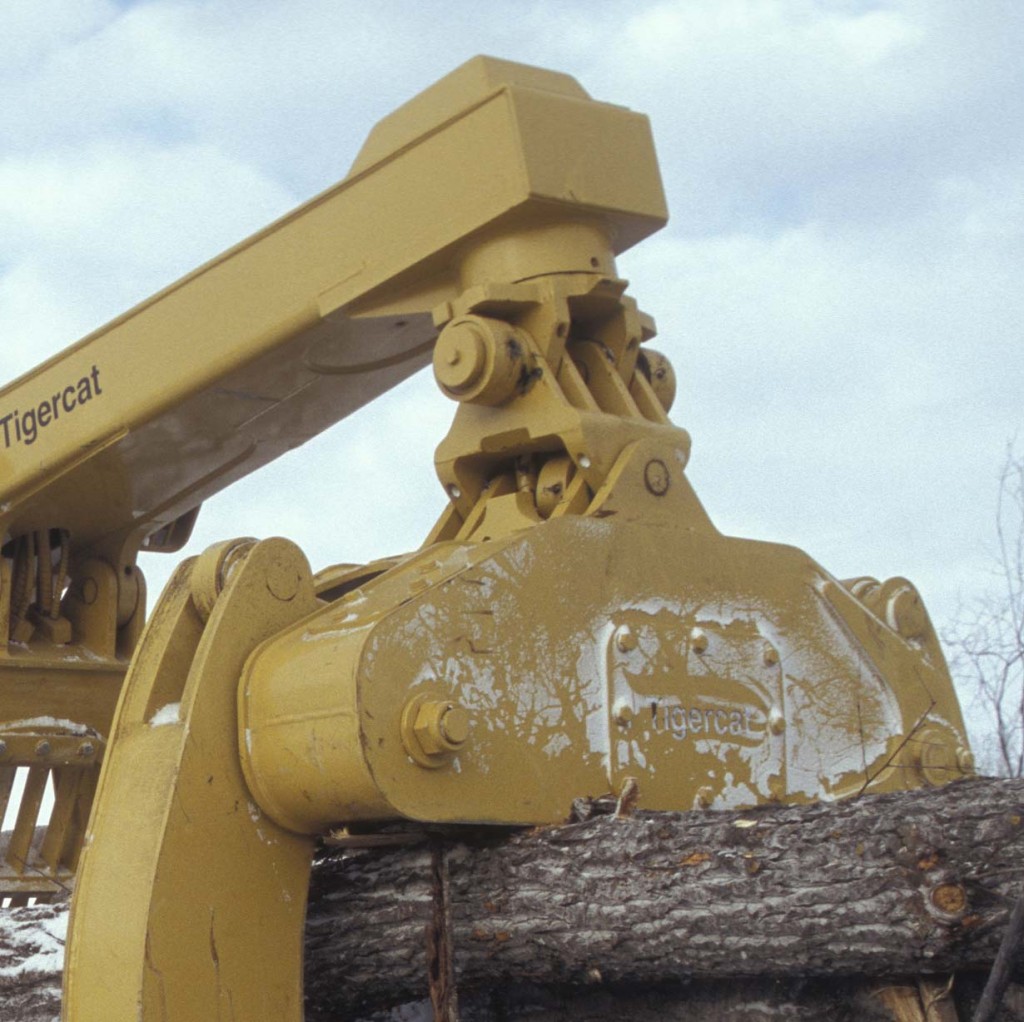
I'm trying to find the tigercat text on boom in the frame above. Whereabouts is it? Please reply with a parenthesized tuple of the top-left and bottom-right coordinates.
(0, 365, 103, 448)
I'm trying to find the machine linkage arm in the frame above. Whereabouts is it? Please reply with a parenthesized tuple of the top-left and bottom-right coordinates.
(424, 269, 693, 545)
(64, 538, 320, 1019)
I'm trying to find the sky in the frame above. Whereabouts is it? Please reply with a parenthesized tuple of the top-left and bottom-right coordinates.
(1, 0, 1022, 753)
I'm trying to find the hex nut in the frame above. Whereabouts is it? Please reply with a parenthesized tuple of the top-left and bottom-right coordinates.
(402, 696, 471, 767)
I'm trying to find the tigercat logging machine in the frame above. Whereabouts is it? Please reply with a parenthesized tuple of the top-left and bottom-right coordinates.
(0, 58, 972, 1019)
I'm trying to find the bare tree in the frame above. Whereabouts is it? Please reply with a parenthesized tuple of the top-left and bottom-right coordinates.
(946, 446, 1024, 777)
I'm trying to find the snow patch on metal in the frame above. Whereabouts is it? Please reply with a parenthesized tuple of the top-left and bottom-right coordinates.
(148, 702, 181, 727)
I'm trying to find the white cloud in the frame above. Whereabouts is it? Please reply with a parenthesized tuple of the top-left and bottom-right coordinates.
(0, 0, 120, 76)
(0, 139, 296, 378)
(0, 142, 293, 249)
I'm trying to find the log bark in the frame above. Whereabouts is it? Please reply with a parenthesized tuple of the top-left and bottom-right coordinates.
(4, 778, 1024, 1020)
(0, 901, 66, 1022)
(304, 778, 1024, 1020)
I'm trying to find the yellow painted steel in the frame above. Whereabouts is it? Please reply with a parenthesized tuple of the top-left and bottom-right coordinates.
(64, 539, 319, 1019)
(0, 55, 972, 1021)
(0, 56, 664, 565)
(0, 54, 666, 948)
(242, 442, 968, 832)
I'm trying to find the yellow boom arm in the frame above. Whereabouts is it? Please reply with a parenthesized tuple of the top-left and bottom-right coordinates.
(0, 57, 664, 564)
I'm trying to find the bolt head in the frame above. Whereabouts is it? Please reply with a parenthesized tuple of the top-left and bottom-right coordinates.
(439, 705, 471, 746)
(412, 700, 470, 757)
(614, 625, 637, 653)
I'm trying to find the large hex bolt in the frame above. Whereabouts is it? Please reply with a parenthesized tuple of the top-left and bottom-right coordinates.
(401, 694, 471, 768)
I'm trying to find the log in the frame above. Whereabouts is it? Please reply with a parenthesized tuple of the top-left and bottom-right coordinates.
(3, 778, 1024, 1020)
(0, 902, 66, 1022)
(303, 778, 1024, 1019)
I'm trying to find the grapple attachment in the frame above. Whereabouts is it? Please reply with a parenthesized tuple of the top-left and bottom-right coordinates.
(0, 56, 970, 1021)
